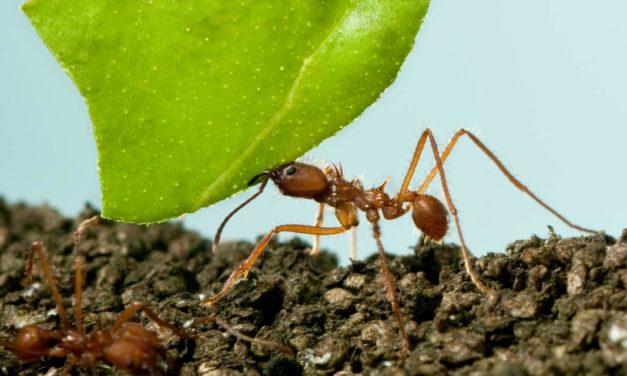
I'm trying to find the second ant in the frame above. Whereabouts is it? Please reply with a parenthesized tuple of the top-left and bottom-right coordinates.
(0, 216, 293, 375)
(204, 128, 596, 356)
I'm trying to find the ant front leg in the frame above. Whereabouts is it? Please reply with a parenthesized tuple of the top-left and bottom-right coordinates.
(202, 224, 349, 306)
(398, 129, 497, 299)
(310, 203, 325, 256)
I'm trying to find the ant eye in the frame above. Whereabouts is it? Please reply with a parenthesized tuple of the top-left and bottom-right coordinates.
(285, 166, 297, 175)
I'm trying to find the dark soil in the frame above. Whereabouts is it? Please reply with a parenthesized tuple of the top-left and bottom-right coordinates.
(0, 198, 626, 376)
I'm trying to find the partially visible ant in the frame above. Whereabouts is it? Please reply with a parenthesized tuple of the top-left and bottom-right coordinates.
(0, 216, 293, 374)
(204, 128, 597, 356)
(0, 216, 189, 375)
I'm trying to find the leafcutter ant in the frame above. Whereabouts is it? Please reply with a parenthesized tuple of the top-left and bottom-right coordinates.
(0, 216, 295, 374)
(203, 128, 596, 356)
(0, 216, 191, 375)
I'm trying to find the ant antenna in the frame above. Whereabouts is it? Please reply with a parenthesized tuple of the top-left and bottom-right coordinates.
(212, 173, 270, 252)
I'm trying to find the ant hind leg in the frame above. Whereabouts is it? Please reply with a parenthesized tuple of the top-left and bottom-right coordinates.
(422, 130, 497, 299)
(397, 129, 497, 299)
(417, 128, 596, 234)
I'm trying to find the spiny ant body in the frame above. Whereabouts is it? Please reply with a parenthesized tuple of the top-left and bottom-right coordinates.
(205, 128, 597, 357)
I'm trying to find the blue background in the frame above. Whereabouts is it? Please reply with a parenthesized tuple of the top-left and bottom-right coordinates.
(1, 1, 625, 265)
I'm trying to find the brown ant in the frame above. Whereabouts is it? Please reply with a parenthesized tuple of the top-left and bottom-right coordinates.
(203, 128, 596, 356)
(0, 216, 190, 375)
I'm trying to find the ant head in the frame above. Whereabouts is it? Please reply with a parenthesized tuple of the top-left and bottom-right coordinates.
(268, 162, 330, 199)
(6, 325, 56, 362)
(212, 162, 329, 252)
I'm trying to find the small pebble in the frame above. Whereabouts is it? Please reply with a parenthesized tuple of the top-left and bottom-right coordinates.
(323, 287, 356, 311)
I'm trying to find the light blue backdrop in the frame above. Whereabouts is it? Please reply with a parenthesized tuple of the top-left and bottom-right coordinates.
(1, 1, 625, 265)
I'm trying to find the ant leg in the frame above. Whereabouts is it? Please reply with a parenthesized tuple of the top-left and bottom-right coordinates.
(310, 203, 325, 256)
(60, 354, 79, 376)
(417, 129, 596, 234)
(395, 131, 430, 209)
(310, 202, 357, 260)
(72, 216, 99, 334)
(25, 242, 70, 331)
(111, 302, 188, 338)
(372, 221, 410, 358)
(350, 227, 358, 260)
(420, 129, 497, 298)
(202, 224, 349, 306)
(191, 314, 294, 356)
(213, 315, 294, 356)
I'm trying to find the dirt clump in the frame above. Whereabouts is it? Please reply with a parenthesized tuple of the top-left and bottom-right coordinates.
(0, 199, 625, 375)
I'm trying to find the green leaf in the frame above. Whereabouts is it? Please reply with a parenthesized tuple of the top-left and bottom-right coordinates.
(22, 0, 429, 223)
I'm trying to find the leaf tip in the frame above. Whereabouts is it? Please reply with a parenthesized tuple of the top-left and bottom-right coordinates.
(20, 0, 36, 14)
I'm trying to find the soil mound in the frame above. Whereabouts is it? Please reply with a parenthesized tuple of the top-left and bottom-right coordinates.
(0, 199, 625, 375)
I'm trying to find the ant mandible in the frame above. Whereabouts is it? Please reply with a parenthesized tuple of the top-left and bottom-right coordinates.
(0, 216, 189, 375)
(203, 128, 596, 356)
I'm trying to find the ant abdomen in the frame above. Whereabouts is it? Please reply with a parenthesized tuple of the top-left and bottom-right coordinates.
(103, 322, 162, 374)
(411, 194, 449, 241)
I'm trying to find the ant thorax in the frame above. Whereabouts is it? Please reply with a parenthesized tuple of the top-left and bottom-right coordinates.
(322, 174, 358, 206)
(321, 166, 395, 224)
(58, 330, 89, 354)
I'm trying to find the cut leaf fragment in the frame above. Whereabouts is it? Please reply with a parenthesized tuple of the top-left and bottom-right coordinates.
(23, 0, 430, 223)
